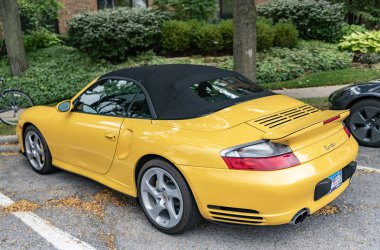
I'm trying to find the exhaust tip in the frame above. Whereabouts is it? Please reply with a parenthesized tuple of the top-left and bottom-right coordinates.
(290, 208, 309, 225)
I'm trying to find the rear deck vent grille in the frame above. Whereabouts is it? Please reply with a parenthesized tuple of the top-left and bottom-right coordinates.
(254, 104, 319, 128)
(207, 205, 264, 225)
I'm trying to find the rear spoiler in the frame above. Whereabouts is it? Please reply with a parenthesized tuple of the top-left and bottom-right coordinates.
(247, 110, 350, 140)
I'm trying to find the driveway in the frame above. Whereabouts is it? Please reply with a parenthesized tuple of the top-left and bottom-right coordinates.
(0, 147, 379, 250)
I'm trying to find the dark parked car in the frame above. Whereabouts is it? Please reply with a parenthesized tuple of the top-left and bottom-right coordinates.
(329, 80, 380, 147)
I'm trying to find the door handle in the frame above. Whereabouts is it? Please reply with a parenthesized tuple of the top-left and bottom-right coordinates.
(104, 133, 117, 141)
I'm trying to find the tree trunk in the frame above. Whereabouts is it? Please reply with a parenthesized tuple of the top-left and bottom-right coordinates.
(0, 0, 27, 76)
(233, 0, 257, 82)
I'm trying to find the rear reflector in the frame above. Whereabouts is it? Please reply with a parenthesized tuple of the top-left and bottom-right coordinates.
(222, 153, 300, 171)
(343, 125, 351, 138)
(323, 115, 340, 124)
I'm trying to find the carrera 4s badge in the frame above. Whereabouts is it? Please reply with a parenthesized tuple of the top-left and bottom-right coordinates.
(324, 142, 336, 151)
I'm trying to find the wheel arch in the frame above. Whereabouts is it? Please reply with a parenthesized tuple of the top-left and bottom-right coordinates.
(20, 122, 37, 151)
(134, 154, 187, 190)
(346, 96, 380, 109)
(134, 154, 200, 207)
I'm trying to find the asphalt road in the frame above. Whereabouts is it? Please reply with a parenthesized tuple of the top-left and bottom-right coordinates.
(0, 146, 379, 250)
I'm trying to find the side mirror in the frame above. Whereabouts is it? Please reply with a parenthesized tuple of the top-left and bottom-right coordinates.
(56, 100, 72, 113)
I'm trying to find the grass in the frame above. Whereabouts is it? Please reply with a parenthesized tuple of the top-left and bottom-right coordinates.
(263, 68, 380, 90)
(299, 97, 330, 110)
(0, 123, 16, 135)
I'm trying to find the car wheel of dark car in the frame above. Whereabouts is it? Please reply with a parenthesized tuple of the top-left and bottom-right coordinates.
(347, 99, 380, 147)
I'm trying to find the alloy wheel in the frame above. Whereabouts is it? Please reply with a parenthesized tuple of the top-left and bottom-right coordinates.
(140, 167, 183, 229)
(350, 106, 380, 143)
(25, 131, 45, 170)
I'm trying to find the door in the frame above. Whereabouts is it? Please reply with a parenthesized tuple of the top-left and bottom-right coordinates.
(51, 78, 142, 174)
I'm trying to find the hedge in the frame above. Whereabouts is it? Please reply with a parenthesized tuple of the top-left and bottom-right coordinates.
(161, 19, 299, 55)
(67, 7, 171, 62)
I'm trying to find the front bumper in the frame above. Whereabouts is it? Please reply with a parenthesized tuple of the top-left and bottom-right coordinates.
(178, 136, 358, 225)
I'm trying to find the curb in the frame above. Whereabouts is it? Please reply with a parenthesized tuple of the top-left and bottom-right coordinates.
(0, 145, 20, 153)
(0, 135, 18, 144)
(0, 135, 19, 153)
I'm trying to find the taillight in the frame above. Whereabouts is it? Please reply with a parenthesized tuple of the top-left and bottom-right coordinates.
(221, 141, 300, 171)
(343, 124, 351, 138)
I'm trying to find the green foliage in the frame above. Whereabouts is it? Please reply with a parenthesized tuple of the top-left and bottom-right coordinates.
(0, 46, 112, 105)
(273, 22, 299, 48)
(17, 0, 63, 31)
(256, 21, 275, 52)
(328, 0, 380, 27)
(339, 31, 380, 53)
(219, 19, 233, 52)
(160, 19, 300, 55)
(340, 24, 369, 37)
(264, 68, 380, 90)
(153, 0, 217, 21)
(255, 42, 352, 83)
(259, 0, 345, 42)
(67, 7, 171, 62)
(354, 53, 380, 65)
(161, 21, 193, 54)
(193, 23, 223, 54)
(24, 29, 61, 52)
(0, 42, 353, 105)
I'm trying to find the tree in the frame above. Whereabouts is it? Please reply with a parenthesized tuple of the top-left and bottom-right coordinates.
(328, 0, 380, 26)
(233, 0, 257, 81)
(0, 0, 27, 76)
(17, 0, 63, 31)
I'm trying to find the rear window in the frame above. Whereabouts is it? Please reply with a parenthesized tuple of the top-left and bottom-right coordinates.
(190, 77, 264, 103)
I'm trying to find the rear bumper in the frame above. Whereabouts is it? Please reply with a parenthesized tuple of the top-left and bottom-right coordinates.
(178, 136, 359, 225)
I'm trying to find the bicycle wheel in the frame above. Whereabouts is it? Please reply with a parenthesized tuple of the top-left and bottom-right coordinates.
(0, 90, 34, 125)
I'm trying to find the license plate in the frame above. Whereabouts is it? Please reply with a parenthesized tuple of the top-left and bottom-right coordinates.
(328, 170, 343, 193)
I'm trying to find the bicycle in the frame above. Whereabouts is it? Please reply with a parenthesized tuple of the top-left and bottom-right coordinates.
(0, 77, 34, 126)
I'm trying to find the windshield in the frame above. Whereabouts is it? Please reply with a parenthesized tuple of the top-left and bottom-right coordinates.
(190, 77, 264, 103)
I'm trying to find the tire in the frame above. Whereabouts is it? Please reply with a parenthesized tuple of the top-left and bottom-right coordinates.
(137, 159, 201, 234)
(0, 90, 34, 126)
(346, 99, 380, 148)
(23, 125, 55, 174)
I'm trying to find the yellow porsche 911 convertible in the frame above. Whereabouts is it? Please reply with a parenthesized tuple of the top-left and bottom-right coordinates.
(17, 64, 358, 234)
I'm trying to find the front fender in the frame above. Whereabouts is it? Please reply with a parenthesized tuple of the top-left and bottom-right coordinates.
(17, 106, 57, 152)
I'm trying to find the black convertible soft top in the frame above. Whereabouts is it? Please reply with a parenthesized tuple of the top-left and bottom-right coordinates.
(99, 64, 274, 119)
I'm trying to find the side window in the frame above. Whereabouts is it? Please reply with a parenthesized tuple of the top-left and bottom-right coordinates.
(74, 79, 141, 117)
(127, 90, 151, 118)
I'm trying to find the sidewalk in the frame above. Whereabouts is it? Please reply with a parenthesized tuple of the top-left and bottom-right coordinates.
(273, 84, 350, 99)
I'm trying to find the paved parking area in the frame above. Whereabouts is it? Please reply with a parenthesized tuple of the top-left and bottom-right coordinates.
(0, 147, 379, 250)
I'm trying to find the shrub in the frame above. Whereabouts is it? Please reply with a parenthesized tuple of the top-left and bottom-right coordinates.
(354, 53, 380, 65)
(67, 8, 171, 62)
(255, 42, 352, 83)
(216, 41, 352, 84)
(153, 0, 217, 21)
(273, 22, 299, 48)
(17, 0, 63, 31)
(256, 21, 275, 52)
(160, 19, 299, 55)
(258, 0, 345, 42)
(161, 21, 193, 54)
(0, 42, 352, 105)
(24, 29, 61, 51)
(340, 24, 369, 37)
(339, 31, 380, 53)
(219, 19, 233, 52)
(193, 23, 223, 54)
